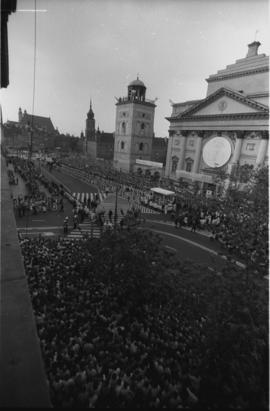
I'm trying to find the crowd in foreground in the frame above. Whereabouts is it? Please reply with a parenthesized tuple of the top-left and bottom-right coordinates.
(21, 230, 268, 409)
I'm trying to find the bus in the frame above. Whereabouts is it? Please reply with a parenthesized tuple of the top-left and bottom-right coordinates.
(141, 187, 176, 212)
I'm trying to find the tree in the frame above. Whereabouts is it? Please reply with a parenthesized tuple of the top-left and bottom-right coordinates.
(215, 166, 268, 274)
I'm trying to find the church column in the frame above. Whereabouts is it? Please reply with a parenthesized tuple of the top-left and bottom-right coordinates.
(192, 131, 204, 174)
(255, 131, 268, 167)
(178, 130, 188, 170)
(165, 130, 174, 177)
(231, 131, 245, 164)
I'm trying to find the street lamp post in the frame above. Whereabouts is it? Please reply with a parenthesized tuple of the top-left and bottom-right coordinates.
(114, 184, 119, 229)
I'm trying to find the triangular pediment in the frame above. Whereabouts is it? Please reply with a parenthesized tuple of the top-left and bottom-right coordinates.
(175, 87, 269, 119)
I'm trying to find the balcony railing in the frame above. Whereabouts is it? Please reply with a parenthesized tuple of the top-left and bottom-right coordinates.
(116, 96, 156, 105)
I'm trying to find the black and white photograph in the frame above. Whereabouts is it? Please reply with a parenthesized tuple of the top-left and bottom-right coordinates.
(1, 0, 269, 408)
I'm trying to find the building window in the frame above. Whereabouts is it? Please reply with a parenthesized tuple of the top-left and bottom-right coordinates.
(171, 156, 179, 173)
(121, 122, 126, 135)
(185, 158, 194, 172)
(189, 139, 194, 147)
(246, 143, 255, 151)
(121, 141, 125, 150)
(142, 113, 145, 118)
(139, 142, 144, 151)
(141, 123, 145, 130)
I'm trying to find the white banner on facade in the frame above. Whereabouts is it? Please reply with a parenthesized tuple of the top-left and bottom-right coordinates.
(136, 159, 163, 168)
(176, 170, 213, 183)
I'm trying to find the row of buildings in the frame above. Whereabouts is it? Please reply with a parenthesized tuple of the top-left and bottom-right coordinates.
(3, 40, 269, 193)
(82, 96, 168, 168)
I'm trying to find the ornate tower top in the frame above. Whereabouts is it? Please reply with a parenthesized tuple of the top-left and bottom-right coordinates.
(87, 99, 94, 119)
(127, 76, 146, 101)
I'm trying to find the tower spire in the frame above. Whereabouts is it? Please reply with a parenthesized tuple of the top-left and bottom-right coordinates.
(87, 98, 94, 119)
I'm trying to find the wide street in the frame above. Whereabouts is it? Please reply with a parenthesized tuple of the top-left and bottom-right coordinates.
(13, 165, 244, 273)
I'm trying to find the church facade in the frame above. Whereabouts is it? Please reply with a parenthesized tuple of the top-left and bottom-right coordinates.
(165, 41, 269, 191)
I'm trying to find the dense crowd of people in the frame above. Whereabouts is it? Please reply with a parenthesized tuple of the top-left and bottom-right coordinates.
(20, 229, 268, 409)
(59, 158, 268, 273)
(3, 152, 268, 408)
(6, 153, 268, 273)
(7, 157, 67, 217)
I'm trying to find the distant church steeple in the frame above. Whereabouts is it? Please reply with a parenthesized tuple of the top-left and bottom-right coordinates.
(18, 107, 22, 122)
(85, 99, 96, 141)
(87, 99, 94, 120)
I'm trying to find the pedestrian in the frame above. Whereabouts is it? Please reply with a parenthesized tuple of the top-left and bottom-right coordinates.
(191, 217, 197, 232)
(63, 217, 69, 235)
(59, 197, 64, 213)
(73, 213, 79, 229)
(108, 209, 113, 223)
(120, 218, 124, 230)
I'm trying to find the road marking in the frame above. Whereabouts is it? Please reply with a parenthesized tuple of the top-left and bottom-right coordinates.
(145, 219, 213, 238)
(17, 226, 62, 230)
(149, 228, 219, 256)
(164, 245, 177, 252)
(147, 228, 246, 270)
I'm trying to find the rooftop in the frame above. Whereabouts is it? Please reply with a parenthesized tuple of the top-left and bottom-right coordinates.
(207, 41, 269, 83)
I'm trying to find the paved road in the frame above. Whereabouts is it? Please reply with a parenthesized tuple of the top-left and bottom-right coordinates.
(42, 166, 99, 194)
(14, 166, 245, 271)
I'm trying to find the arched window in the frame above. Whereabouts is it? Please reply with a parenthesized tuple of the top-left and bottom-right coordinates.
(121, 122, 126, 135)
(139, 142, 144, 151)
(141, 123, 145, 130)
(121, 141, 125, 150)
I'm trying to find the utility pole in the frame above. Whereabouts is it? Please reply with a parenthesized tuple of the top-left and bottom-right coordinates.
(27, 126, 33, 194)
(28, 126, 33, 162)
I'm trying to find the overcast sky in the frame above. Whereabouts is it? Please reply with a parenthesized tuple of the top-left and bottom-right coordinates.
(1, 0, 269, 137)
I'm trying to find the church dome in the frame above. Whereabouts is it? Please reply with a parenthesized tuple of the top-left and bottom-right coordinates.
(128, 78, 146, 87)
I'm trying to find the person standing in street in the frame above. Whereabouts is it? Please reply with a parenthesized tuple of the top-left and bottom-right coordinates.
(59, 197, 64, 213)
(108, 209, 113, 223)
(73, 213, 79, 229)
(63, 217, 69, 234)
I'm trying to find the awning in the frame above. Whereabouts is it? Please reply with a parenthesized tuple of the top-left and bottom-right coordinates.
(150, 187, 175, 196)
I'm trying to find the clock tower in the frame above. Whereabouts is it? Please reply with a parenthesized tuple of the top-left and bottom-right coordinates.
(85, 99, 96, 157)
(113, 77, 156, 172)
